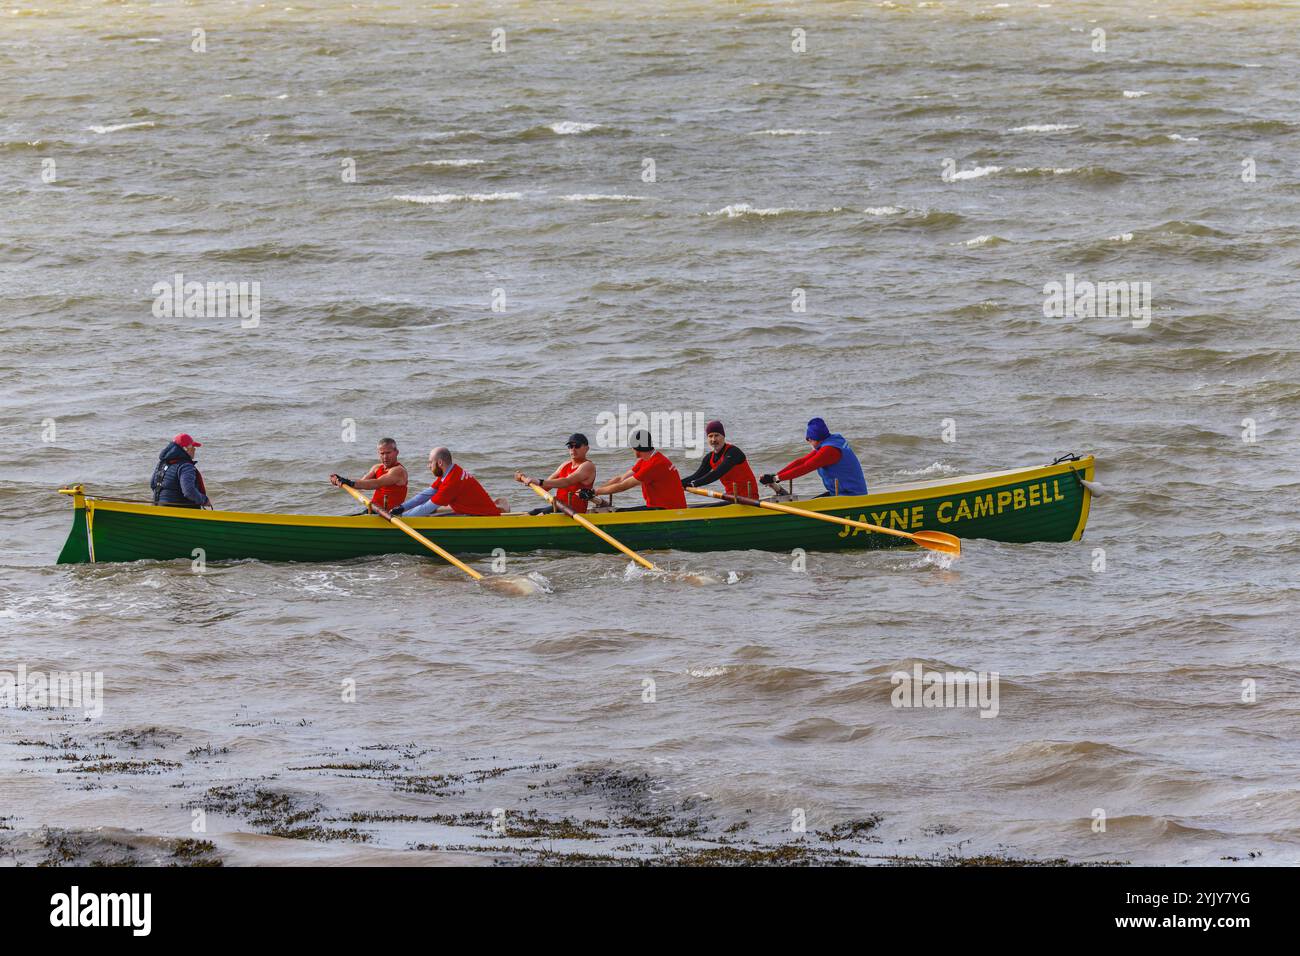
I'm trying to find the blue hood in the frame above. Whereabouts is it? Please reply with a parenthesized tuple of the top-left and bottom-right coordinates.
(158, 441, 193, 464)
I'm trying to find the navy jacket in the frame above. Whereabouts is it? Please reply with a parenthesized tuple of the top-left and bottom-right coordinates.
(151, 442, 209, 507)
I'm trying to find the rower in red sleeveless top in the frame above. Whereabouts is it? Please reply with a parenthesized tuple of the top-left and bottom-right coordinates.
(515, 433, 596, 515)
(680, 419, 759, 499)
(329, 438, 409, 514)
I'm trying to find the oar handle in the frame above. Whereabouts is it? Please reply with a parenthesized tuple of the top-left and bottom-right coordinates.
(525, 479, 577, 519)
(338, 483, 482, 579)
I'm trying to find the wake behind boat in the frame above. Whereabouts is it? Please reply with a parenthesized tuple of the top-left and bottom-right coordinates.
(55, 455, 1096, 565)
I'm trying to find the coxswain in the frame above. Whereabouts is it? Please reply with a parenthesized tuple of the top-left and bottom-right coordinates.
(759, 417, 867, 497)
(330, 438, 409, 515)
(680, 419, 759, 498)
(515, 433, 596, 515)
(151, 433, 211, 509)
(579, 429, 686, 510)
(387, 447, 502, 517)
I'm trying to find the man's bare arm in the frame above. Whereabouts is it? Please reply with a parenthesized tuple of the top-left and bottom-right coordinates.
(547, 460, 595, 490)
(593, 475, 640, 496)
(352, 464, 408, 491)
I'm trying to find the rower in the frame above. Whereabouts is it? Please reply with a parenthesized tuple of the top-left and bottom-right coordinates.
(329, 438, 409, 515)
(759, 417, 867, 497)
(579, 429, 686, 510)
(515, 432, 596, 515)
(680, 419, 759, 500)
(387, 447, 501, 517)
(151, 432, 211, 509)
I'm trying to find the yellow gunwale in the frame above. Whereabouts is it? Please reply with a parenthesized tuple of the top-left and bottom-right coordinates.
(59, 458, 1095, 530)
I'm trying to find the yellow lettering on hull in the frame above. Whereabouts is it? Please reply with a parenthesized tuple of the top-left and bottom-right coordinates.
(833, 473, 1071, 536)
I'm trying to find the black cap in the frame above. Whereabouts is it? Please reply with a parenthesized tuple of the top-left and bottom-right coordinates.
(566, 433, 589, 448)
(629, 428, 654, 452)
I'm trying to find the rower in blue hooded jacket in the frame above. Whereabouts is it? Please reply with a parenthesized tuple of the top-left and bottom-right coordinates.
(150, 432, 211, 508)
(759, 417, 867, 496)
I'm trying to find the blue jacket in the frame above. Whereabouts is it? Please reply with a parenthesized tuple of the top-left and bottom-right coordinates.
(816, 433, 867, 496)
(151, 442, 209, 507)
(396, 477, 442, 517)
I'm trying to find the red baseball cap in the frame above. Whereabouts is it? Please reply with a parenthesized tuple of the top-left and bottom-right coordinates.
(173, 433, 202, 447)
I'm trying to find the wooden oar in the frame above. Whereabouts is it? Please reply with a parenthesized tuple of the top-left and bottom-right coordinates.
(337, 483, 482, 580)
(684, 486, 961, 557)
(523, 481, 658, 571)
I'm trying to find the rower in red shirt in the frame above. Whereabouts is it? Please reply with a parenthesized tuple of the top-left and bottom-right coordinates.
(514, 432, 597, 515)
(385, 447, 502, 517)
(580, 429, 687, 510)
(680, 419, 759, 498)
(329, 438, 409, 515)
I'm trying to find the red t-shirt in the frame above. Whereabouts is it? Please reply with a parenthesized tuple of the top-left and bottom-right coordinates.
(631, 452, 686, 509)
(428, 464, 501, 516)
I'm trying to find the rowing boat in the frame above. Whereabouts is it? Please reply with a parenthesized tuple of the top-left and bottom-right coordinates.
(55, 455, 1096, 564)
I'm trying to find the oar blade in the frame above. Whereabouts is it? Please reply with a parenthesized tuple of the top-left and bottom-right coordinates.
(910, 530, 962, 556)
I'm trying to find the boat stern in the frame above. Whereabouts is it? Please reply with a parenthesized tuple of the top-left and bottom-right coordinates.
(56, 485, 92, 564)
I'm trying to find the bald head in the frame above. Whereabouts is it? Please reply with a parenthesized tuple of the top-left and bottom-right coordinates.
(425, 446, 453, 479)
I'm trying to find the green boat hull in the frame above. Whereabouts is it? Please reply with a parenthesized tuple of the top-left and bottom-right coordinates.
(56, 457, 1095, 565)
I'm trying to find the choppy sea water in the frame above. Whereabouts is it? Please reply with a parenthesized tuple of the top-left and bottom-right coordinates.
(1, 0, 1298, 866)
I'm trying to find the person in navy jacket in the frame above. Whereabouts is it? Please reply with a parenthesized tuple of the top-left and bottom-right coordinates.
(151, 433, 211, 508)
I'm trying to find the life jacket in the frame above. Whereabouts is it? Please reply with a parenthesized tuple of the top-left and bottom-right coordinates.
(815, 434, 867, 496)
(711, 444, 759, 498)
(370, 462, 408, 511)
(151, 443, 208, 507)
(553, 460, 593, 513)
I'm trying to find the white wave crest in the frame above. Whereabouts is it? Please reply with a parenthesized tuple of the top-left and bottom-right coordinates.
(948, 165, 1002, 180)
(549, 121, 601, 135)
(708, 203, 791, 217)
(896, 462, 959, 477)
(750, 128, 830, 136)
(1007, 123, 1079, 133)
(421, 159, 486, 166)
(560, 194, 646, 202)
(85, 121, 155, 134)
(1122, 90, 1150, 98)
(863, 206, 904, 216)
(393, 192, 522, 204)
